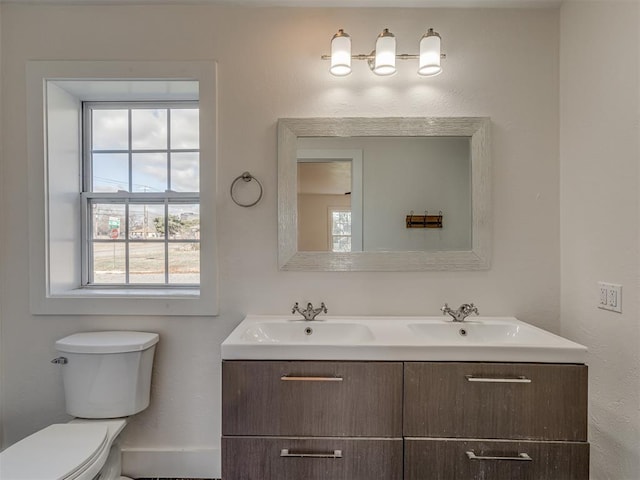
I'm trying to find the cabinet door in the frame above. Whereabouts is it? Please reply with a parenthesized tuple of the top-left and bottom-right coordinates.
(222, 361, 403, 437)
(405, 438, 589, 480)
(404, 362, 587, 441)
(222, 436, 403, 480)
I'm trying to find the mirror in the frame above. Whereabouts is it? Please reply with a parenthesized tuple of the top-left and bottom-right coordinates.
(278, 117, 491, 271)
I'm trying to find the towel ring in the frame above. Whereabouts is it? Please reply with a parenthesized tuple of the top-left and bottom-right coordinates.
(230, 171, 263, 207)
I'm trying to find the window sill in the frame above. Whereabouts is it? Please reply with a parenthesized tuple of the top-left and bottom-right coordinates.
(31, 286, 216, 316)
(60, 287, 201, 298)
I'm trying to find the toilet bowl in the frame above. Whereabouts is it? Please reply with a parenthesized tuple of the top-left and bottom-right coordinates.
(0, 331, 159, 480)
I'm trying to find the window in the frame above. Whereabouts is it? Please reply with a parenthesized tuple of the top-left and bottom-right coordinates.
(329, 208, 352, 252)
(27, 60, 217, 315)
(83, 103, 200, 286)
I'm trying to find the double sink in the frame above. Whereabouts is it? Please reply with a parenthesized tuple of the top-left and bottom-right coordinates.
(222, 315, 587, 363)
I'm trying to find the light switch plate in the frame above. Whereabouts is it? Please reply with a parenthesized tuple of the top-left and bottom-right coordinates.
(598, 282, 622, 313)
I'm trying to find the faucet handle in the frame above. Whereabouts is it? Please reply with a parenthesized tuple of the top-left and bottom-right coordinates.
(319, 302, 328, 314)
(440, 303, 450, 314)
(292, 302, 300, 314)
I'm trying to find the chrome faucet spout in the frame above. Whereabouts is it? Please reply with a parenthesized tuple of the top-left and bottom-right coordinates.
(292, 302, 328, 321)
(441, 303, 479, 322)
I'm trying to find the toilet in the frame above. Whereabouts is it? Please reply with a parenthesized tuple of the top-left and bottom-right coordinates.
(0, 331, 159, 480)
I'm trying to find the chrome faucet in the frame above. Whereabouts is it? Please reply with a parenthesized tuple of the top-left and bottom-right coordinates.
(441, 303, 479, 322)
(292, 302, 328, 321)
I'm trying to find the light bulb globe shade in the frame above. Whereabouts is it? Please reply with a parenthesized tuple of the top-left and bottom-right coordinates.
(373, 29, 396, 76)
(330, 30, 352, 76)
(418, 30, 442, 77)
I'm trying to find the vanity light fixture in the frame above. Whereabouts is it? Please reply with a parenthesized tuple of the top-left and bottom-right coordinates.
(330, 29, 352, 76)
(372, 28, 397, 76)
(418, 28, 442, 76)
(324, 27, 446, 77)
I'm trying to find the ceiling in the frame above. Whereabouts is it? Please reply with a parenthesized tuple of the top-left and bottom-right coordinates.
(0, 0, 563, 7)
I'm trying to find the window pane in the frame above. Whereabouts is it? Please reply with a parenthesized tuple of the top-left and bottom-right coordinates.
(332, 211, 351, 235)
(132, 153, 167, 192)
(92, 153, 129, 192)
(170, 108, 199, 149)
(92, 203, 125, 240)
(132, 109, 167, 150)
(168, 243, 200, 284)
(332, 236, 351, 253)
(170, 152, 199, 192)
(92, 109, 128, 150)
(92, 243, 126, 284)
(168, 204, 200, 240)
(129, 204, 165, 240)
(129, 243, 165, 284)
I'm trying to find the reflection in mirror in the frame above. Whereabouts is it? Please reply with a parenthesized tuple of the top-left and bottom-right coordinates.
(297, 137, 471, 253)
(297, 149, 363, 253)
(298, 161, 353, 252)
(278, 117, 491, 271)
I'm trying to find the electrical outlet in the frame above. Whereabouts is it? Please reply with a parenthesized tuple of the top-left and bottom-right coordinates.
(599, 285, 608, 306)
(598, 282, 622, 313)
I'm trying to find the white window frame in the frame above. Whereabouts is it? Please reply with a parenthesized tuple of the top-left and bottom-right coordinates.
(327, 207, 352, 253)
(82, 101, 200, 287)
(26, 61, 218, 316)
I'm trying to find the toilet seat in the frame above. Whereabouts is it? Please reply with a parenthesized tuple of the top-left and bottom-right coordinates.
(0, 423, 111, 480)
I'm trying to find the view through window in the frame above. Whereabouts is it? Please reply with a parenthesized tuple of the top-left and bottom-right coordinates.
(330, 208, 352, 252)
(83, 103, 200, 286)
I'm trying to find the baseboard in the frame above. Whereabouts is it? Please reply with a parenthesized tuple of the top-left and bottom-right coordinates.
(122, 447, 221, 479)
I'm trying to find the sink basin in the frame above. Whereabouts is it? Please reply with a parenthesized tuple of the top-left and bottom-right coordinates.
(407, 320, 554, 344)
(221, 315, 587, 363)
(241, 322, 375, 344)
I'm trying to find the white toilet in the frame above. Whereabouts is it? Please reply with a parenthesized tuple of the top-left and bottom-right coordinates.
(0, 331, 159, 480)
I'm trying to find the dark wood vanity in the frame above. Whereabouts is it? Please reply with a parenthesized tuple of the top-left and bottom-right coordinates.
(221, 360, 588, 479)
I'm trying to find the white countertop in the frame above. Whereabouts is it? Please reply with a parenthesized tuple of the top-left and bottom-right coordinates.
(221, 315, 587, 364)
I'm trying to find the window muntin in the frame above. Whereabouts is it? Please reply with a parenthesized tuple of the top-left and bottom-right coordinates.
(330, 208, 352, 253)
(83, 102, 200, 287)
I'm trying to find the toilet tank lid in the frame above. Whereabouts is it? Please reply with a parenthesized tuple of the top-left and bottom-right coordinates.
(56, 331, 159, 354)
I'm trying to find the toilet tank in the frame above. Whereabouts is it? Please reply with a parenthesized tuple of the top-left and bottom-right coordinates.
(55, 331, 159, 419)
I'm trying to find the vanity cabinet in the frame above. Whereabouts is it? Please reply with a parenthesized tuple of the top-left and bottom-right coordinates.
(222, 360, 588, 480)
(222, 437, 403, 480)
(404, 362, 588, 440)
(221, 360, 403, 480)
(405, 438, 589, 480)
(404, 362, 589, 480)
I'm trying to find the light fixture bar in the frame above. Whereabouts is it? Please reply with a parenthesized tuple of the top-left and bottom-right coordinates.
(321, 53, 446, 61)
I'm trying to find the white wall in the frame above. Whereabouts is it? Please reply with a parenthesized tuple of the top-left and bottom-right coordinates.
(0, 4, 560, 477)
(0, 1, 4, 451)
(560, 2, 640, 479)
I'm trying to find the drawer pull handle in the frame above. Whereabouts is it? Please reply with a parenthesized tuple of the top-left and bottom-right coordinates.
(465, 375, 532, 384)
(281, 375, 343, 382)
(280, 449, 343, 459)
(466, 451, 532, 462)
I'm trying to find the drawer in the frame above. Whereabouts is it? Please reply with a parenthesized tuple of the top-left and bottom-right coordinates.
(405, 438, 589, 480)
(222, 436, 403, 480)
(222, 361, 403, 437)
(404, 362, 587, 441)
